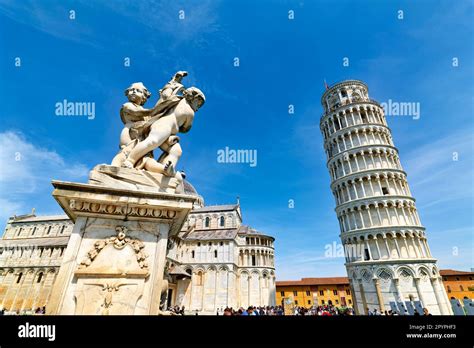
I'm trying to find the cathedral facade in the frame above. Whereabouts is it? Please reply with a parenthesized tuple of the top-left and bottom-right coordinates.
(0, 187, 276, 314)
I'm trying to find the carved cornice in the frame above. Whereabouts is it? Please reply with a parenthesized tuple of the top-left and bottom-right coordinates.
(320, 100, 383, 125)
(327, 144, 399, 167)
(335, 195, 416, 214)
(52, 181, 194, 236)
(325, 123, 390, 142)
(339, 225, 426, 240)
(330, 168, 407, 190)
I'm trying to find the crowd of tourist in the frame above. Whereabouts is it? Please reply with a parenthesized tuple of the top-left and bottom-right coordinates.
(367, 308, 399, 316)
(293, 304, 355, 316)
(366, 307, 431, 316)
(220, 305, 284, 316)
(3, 304, 432, 316)
(213, 304, 355, 316)
(0, 304, 432, 316)
(167, 305, 186, 315)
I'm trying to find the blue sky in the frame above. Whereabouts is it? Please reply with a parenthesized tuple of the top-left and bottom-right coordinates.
(0, 0, 472, 279)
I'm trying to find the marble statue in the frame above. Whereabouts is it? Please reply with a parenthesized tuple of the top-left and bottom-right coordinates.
(111, 72, 205, 179)
(48, 72, 206, 315)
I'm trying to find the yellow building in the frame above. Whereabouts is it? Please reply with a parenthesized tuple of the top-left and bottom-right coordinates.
(277, 270, 473, 314)
(441, 269, 474, 301)
(276, 277, 353, 308)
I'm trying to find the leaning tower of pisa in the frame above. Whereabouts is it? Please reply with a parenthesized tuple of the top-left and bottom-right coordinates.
(320, 80, 452, 315)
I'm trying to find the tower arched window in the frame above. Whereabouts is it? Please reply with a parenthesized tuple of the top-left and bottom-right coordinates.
(205, 217, 210, 228)
(37, 272, 43, 283)
(214, 250, 218, 258)
(16, 272, 23, 283)
(364, 248, 370, 260)
(219, 216, 225, 227)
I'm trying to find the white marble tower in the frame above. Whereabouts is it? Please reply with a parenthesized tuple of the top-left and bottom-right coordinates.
(320, 80, 452, 315)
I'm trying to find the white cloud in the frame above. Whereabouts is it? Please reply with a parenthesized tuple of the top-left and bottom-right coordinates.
(402, 128, 473, 209)
(0, 0, 98, 46)
(0, 0, 224, 53)
(0, 131, 89, 223)
(102, 0, 221, 43)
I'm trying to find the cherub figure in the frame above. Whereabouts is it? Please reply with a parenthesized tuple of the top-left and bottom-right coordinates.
(121, 86, 205, 175)
(111, 72, 204, 177)
(110, 81, 180, 175)
(113, 82, 157, 154)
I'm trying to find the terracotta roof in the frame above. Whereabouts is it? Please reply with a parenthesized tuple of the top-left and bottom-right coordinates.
(440, 269, 474, 276)
(276, 277, 349, 287)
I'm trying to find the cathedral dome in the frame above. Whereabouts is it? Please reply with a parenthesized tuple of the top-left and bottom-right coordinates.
(183, 180, 204, 208)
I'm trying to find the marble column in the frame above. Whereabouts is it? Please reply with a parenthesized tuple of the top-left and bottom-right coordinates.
(430, 277, 448, 315)
(358, 280, 368, 314)
(414, 278, 427, 308)
(373, 279, 385, 311)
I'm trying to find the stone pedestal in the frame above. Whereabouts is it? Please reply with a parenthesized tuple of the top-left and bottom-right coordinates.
(47, 165, 198, 315)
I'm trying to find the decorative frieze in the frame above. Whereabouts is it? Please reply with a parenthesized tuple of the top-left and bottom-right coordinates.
(68, 199, 178, 220)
